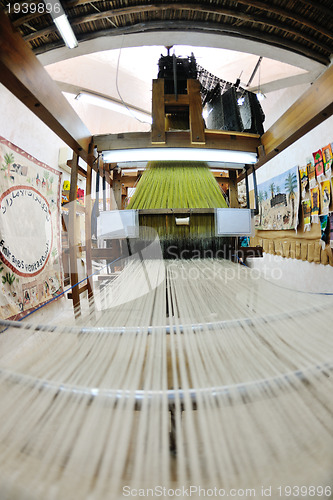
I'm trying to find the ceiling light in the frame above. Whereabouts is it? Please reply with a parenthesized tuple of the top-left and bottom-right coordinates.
(102, 148, 257, 165)
(54, 14, 78, 49)
(44, 1, 78, 49)
(256, 92, 266, 102)
(75, 92, 152, 124)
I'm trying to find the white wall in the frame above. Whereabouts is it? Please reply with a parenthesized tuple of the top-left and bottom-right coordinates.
(0, 84, 66, 169)
(248, 253, 333, 294)
(248, 83, 333, 291)
(261, 83, 310, 130)
(248, 85, 333, 189)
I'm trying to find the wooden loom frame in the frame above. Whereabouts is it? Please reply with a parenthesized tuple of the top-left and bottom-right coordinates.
(1, 10, 333, 315)
(62, 77, 263, 315)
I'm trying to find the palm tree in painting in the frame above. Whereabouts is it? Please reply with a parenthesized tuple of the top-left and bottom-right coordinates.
(276, 185, 280, 194)
(284, 172, 298, 227)
(264, 191, 268, 200)
(2, 152, 14, 177)
(258, 190, 264, 226)
(269, 182, 276, 199)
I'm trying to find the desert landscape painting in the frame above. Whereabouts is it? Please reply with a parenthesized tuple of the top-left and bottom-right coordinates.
(255, 166, 299, 230)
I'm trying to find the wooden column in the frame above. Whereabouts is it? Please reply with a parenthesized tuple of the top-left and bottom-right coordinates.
(151, 79, 166, 144)
(187, 79, 205, 144)
(113, 168, 122, 209)
(85, 142, 95, 306)
(228, 170, 240, 208)
(68, 152, 81, 317)
(102, 164, 107, 212)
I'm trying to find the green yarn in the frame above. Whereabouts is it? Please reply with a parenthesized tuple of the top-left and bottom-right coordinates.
(127, 161, 228, 210)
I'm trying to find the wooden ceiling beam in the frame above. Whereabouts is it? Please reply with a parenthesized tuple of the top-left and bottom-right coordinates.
(20, 3, 333, 53)
(296, 0, 333, 20)
(238, 64, 333, 180)
(28, 20, 330, 65)
(0, 11, 92, 163)
(228, 0, 333, 41)
(67, 7, 333, 52)
(63, 0, 333, 26)
(63, 0, 333, 41)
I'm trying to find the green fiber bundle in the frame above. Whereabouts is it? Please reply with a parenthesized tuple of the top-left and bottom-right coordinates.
(127, 161, 228, 209)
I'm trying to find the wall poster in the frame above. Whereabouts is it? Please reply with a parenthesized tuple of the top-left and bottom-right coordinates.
(255, 166, 299, 230)
(0, 136, 63, 320)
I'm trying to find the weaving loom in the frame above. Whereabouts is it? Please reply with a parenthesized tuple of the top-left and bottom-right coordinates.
(0, 258, 332, 499)
(126, 160, 231, 259)
(0, 52, 332, 500)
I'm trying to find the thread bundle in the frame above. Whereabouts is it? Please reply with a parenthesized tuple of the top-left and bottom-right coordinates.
(0, 259, 332, 499)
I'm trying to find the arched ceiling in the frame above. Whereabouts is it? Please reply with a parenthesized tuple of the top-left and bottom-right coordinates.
(3, 0, 333, 69)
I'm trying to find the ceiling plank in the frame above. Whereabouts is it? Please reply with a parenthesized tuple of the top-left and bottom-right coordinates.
(240, 64, 333, 177)
(69, 6, 333, 52)
(0, 11, 92, 163)
(61, 1, 333, 41)
(229, 0, 333, 41)
(20, 3, 333, 53)
(29, 20, 330, 65)
(275, 0, 333, 22)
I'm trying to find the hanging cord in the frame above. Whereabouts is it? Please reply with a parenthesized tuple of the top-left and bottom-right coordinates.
(115, 37, 151, 125)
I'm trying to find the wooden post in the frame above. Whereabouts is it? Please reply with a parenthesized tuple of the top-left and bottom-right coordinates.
(152, 79, 166, 144)
(228, 170, 240, 208)
(113, 167, 122, 209)
(187, 79, 205, 145)
(102, 163, 107, 212)
(68, 152, 81, 317)
(85, 142, 95, 306)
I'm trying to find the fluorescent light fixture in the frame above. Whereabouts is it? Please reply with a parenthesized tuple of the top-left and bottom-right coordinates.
(54, 14, 78, 49)
(75, 92, 152, 124)
(44, 1, 78, 49)
(102, 148, 257, 165)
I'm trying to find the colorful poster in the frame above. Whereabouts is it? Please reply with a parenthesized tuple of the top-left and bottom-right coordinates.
(312, 149, 324, 182)
(255, 166, 299, 230)
(322, 144, 332, 176)
(310, 186, 320, 223)
(307, 160, 316, 189)
(0, 136, 63, 320)
(320, 179, 331, 215)
(299, 165, 308, 198)
(302, 199, 311, 231)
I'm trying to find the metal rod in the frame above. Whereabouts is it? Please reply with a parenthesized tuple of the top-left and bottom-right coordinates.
(0, 303, 329, 336)
(246, 56, 263, 88)
(0, 362, 332, 410)
(172, 52, 178, 101)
